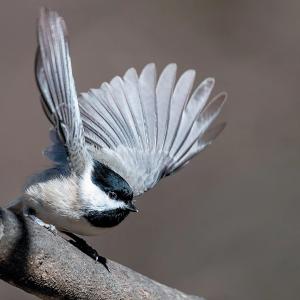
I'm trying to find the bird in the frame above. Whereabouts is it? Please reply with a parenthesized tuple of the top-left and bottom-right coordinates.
(9, 7, 226, 259)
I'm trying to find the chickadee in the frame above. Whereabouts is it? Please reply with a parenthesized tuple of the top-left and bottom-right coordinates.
(10, 8, 226, 247)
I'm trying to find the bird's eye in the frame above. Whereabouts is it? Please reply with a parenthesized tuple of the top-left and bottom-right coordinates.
(108, 191, 118, 200)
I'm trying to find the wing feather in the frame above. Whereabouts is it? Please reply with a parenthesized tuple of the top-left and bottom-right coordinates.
(163, 70, 196, 152)
(170, 122, 226, 172)
(156, 64, 177, 151)
(109, 76, 141, 147)
(36, 8, 89, 173)
(100, 83, 135, 147)
(79, 64, 226, 196)
(80, 100, 119, 148)
(169, 77, 215, 157)
(123, 68, 148, 150)
(171, 92, 226, 162)
(139, 63, 157, 149)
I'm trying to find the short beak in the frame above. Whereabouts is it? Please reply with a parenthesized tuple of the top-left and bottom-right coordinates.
(127, 202, 138, 212)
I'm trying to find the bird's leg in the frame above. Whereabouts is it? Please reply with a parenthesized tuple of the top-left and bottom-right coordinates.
(63, 231, 98, 259)
(62, 231, 109, 270)
(26, 214, 58, 235)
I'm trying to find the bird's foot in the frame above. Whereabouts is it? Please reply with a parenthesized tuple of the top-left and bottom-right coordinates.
(27, 215, 58, 235)
(62, 231, 109, 271)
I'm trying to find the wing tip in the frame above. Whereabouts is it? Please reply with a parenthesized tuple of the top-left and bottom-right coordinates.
(204, 121, 226, 142)
(124, 67, 138, 80)
(39, 6, 57, 24)
(209, 91, 228, 108)
(162, 63, 178, 74)
(182, 68, 196, 77)
(38, 7, 67, 38)
(140, 63, 157, 79)
(204, 77, 215, 87)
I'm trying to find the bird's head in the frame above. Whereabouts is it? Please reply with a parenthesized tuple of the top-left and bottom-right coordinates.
(79, 160, 137, 228)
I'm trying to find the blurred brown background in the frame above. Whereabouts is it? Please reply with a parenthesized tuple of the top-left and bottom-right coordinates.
(0, 0, 299, 299)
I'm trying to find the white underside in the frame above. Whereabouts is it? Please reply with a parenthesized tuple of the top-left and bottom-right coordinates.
(23, 165, 126, 236)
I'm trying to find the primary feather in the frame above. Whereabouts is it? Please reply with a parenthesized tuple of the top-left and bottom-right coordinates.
(36, 7, 90, 174)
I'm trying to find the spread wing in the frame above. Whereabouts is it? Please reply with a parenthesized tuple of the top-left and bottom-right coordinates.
(78, 64, 226, 196)
(35, 8, 90, 174)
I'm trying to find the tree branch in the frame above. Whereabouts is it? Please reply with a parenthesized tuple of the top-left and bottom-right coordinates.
(0, 208, 204, 300)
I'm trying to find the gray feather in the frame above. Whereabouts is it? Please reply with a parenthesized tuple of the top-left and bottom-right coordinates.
(78, 64, 226, 196)
(170, 122, 226, 173)
(156, 64, 177, 152)
(36, 7, 90, 173)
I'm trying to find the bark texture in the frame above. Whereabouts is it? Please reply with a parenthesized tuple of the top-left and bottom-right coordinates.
(0, 208, 204, 300)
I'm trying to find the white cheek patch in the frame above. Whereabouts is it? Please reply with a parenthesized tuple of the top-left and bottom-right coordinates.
(79, 163, 126, 211)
